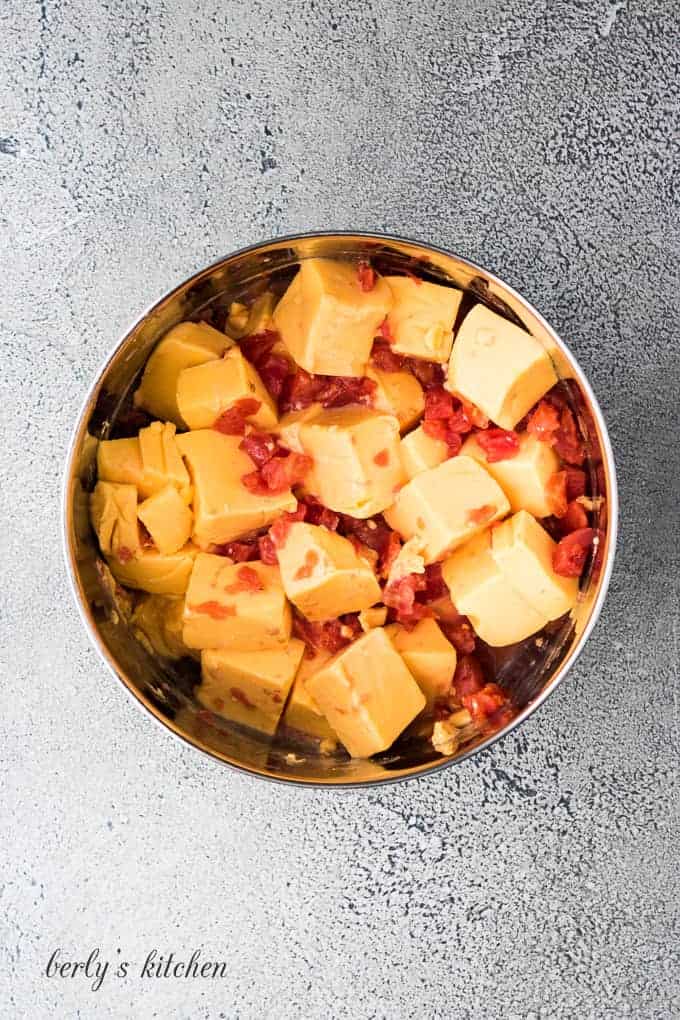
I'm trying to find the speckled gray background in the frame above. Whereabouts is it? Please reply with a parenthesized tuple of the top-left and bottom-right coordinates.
(2, 1, 679, 1017)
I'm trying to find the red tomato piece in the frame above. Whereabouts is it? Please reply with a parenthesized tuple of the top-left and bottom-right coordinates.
(383, 573, 430, 623)
(552, 527, 595, 577)
(553, 406, 585, 466)
(269, 505, 307, 547)
(240, 430, 278, 468)
(439, 612, 476, 654)
(213, 397, 262, 435)
(420, 562, 448, 602)
(565, 467, 587, 501)
(560, 500, 589, 535)
(452, 654, 484, 699)
(475, 427, 520, 463)
(526, 398, 560, 443)
(424, 386, 456, 420)
(422, 418, 463, 457)
(461, 682, 508, 722)
(257, 534, 278, 565)
(370, 339, 405, 372)
(357, 261, 376, 292)
(210, 539, 259, 561)
(378, 317, 394, 342)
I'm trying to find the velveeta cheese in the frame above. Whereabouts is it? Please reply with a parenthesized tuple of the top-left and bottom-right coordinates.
(176, 347, 278, 431)
(280, 649, 339, 744)
(97, 422, 190, 502)
(461, 432, 560, 518)
(177, 430, 297, 547)
(276, 522, 381, 621)
(199, 639, 305, 736)
(366, 366, 424, 432)
(384, 455, 510, 563)
(305, 628, 425, 758)
(298, 407, 404, 518)
(183, 554, 291, 651)
(133, 321, 232, 425)
(90, 481, 140, 562)
(386, 618, 457, 709)
(273, 259, 392, 377)
(138, 485, 193, 555)
(442, 530, 548, 647)
(108, 544, 198, 595)
(446, 304, 557, 429)
(358, 606, 388, 632)
(275, 404, 323, 453)
(384, 276, 462, 362)
(491, 511, 578, 620)
(400, 425, 448, 480)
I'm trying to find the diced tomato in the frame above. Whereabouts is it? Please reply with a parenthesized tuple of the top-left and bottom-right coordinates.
(552, 527, 595, 577)
(357, 261, 376, 292)
(242, 451, 313, 495)
(318, 375, 376, 409)
(190, 601, 237, 619)
(560, 500, 589, 535)
(462, 683, 509, 723)
(475, 427, 520, 463)
(240, 430, 278, 468)
(565, 467, 587, 501)
(420, 562, 448, 602)
(424, 387, 455, 420)
(439, 611, 476, 654)
(258, 534, 278, 565)
(239, 330, 279, 366)
(370, 339, 405, 372)
(451, 654, 485, 699)
(383, 572, 429, 623)
(459, 397, 489, 430)
(301, 496, 340, 531)
(268, 504, 307, 547)
(526, 399, 560, 443)
(373, 449, 390, 467)
(213, 397, 262, 435)
(293, 613, 360, 654)
(546, 471, 568, 518)
(422, 418, 463, 457)
(210, 539, 259, 561)
(553, 406, 585, 466)
(379, 529, 402, 577)
(224, 565, 264, 593)
(481, 702, 517, 735)
(378, 317, 394, 342)
(408, 359, 445, 390)
(467, 504, 496, 525)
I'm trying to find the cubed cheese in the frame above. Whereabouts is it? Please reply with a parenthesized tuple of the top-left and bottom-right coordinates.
(108, 544, 197, 595)
(273, 259, 392, 376)
(176, 430, 297, 547)
(183, 554, 291, 651)
(134, 321, 232, 425)
(446, 304, 558, 429)
(366, 366, 424, 432)
(138, 485, 193, 555)
(385, 618, 457, 708)
(491, 510, 578, 620)
(89, 481, 140, 562)
(131, 595, 194, 660)
(97, 423, 190, 502)
(225, 291, 276, 338)
(298, 407, 404, 518)
(384, 276, 463, 362)
(383, 455, 510, 563)
(275, 522, 381, 620)
(199, 639, 305, 736)
(176, 347, 278, 431)
(400, 425, 449, 480)
(358, 606, 388, 632)
(461, 432, 560, 518)
(442, 531, 548, 646)
(275, 404, 323, 452)
(280, 649, 340, 744)
(97, 437, 146, 491)
(305, 628, 425, 758)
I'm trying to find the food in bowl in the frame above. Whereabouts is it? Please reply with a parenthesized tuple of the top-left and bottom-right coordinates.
(88, 257, 600, 761)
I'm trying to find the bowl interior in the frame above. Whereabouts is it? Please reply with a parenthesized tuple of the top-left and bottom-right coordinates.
(64, 234, 615, 785)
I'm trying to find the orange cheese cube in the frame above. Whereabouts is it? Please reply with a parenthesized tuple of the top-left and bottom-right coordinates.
(461, 432, 560, 518)
(176, 347, 277, 431)
(280, 649, 340, 744)
(400, 425, 449, 480)
(108, 544, 197, 595)
(137, 485, 193, 555)
(385, 618, 457, 708)
(273, 259, 392, 376)
(97, 422, 190, 501)
(366, 366, 424, 432)
(491, 510, 578, 620)
(90, 481, 140, 562)
(384, 276, 462, 362)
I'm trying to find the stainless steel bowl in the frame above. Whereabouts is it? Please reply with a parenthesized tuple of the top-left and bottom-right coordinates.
(62, 232, 618, 786)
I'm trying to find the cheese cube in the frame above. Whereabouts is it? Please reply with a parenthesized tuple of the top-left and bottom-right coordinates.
(358, 606, 388, 632)
(305, 628, 425, 758)
(461, 432, 560, 518)
(176, 347, 278, 431)
(138, 485, 193, 555)
(273, 259, 392, 377)
(384, 276, 463, 362)
(366, 366, 425, 432)
(199, 639, 305, 736)
(97, 423, 190, 502)
(225, 291, 276, 338)
(183, 554, 291, 651)
(384, 455, 510, 563)
(299, 407, 404, 518)
(138, 421, 192, 501)
(134, 321, 232, 425)
(280, 649, 339, 744)
(491, 511, 578, 620)
(176, 430, 297, 547)
(447, 304, 558, 429)
(90, 481, 140, 562)
(275, 522, 381, 620)
(108, 544, 197, 595)
(385, 619, 457, 708)
(131, 595, 194, 660)
(275, 404, 323, 453)
(400, 425, 449, 480)
(442, 531, 548, 646)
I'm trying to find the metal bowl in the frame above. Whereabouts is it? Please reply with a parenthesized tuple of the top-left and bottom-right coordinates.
(62, 232, 618, 787)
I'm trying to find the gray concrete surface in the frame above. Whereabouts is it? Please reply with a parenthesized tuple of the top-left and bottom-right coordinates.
(2, 1, 679, 1017)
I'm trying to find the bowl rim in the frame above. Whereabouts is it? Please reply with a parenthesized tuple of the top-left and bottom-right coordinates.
(62, 229, 619, 788)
